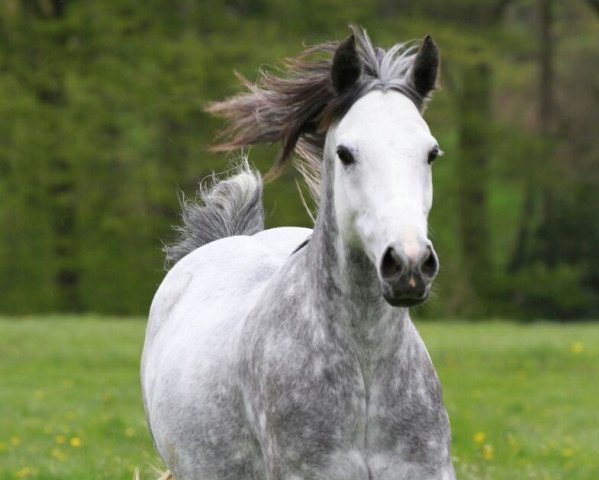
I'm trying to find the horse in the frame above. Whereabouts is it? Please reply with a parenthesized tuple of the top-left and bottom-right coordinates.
(141, 27, 455, 480)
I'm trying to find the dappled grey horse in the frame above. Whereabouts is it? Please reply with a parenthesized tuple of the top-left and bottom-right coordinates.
(141, 28, 454, 480)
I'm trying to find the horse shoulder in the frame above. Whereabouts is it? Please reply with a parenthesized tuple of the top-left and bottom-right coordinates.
(142, 235, 287, 400)
(147, 234, 297, 335)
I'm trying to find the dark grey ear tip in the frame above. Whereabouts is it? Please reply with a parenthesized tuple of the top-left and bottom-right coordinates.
(341, 33, 356, 49)
(421, 35, 439, 53)
(410, 34, 440, 101)
(332, 33, 362, 93)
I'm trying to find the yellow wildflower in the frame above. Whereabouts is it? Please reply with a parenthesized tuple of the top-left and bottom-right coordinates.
(69, 436, 82, 447)
(473, 431, 486, 444)
(482, 444, 494, 460)
(15, 467, 32, 478)
(570, 342, 584, 354)
(51, 447, 67, 461)
(562, 447, 573, 457)
(506, 434, 519, 450)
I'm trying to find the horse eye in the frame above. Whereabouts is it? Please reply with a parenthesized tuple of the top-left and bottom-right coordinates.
(428, 146, 440, 165)
(336, 146, 355, 166)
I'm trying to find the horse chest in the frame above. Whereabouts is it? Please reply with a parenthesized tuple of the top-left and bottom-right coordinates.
(247, 332, 432, 440)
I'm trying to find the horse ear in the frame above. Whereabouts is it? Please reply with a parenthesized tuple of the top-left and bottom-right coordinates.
(332, 34, 362, 93)
(410, 35, 440, 100)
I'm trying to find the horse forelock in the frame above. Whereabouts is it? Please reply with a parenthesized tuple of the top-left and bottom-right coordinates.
(207, 27, 427, 209)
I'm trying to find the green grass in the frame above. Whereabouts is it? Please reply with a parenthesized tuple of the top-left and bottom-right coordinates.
(419, 321, 599, 479)
(0, 318, 597, 479)
(0, 317, 155, 480)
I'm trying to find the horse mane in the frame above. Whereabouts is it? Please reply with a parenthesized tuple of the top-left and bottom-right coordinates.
(206, 26, 425, 204)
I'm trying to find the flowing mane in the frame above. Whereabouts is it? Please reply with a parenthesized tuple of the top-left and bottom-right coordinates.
(206, 27, 432, 203)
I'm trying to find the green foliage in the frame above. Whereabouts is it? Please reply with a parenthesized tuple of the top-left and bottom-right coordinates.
(1, 317, 598, 478)
(0, 0, 596, 318)
(490, 263, 598, 319)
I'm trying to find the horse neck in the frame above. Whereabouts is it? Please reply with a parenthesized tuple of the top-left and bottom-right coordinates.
(304, 154, 408, 352)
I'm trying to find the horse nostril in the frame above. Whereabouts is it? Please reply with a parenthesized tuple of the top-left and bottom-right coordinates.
(420, 247, 439, 278)
(380, 247, 404, 281)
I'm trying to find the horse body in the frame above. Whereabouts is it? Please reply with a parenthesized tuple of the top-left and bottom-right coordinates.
(142, 28, 455, 479)
(142, 227, 452, 479)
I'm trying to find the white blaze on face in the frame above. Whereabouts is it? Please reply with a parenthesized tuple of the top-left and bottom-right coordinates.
(331, 90, 438, 267)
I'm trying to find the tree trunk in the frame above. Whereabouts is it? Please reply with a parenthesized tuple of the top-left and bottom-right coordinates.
(509, 0, 554, 271)
(457, 61, 492, 300)
(35, 1, 82, 310)
(534, 0, 557, 263)
(538, 0, 554, 138)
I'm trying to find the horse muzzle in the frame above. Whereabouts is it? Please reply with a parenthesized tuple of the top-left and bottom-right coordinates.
(378, 242, 439, 307)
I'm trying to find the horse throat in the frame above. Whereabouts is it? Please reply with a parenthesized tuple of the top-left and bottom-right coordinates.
(305, 159, 407, 355)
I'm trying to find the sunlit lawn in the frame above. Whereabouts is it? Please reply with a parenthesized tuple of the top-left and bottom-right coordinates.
(419, 321, 599, 479)
(0, 317, 597, 479)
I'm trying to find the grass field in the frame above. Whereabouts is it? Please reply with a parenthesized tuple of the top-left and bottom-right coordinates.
(0, 317, 597, 479)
